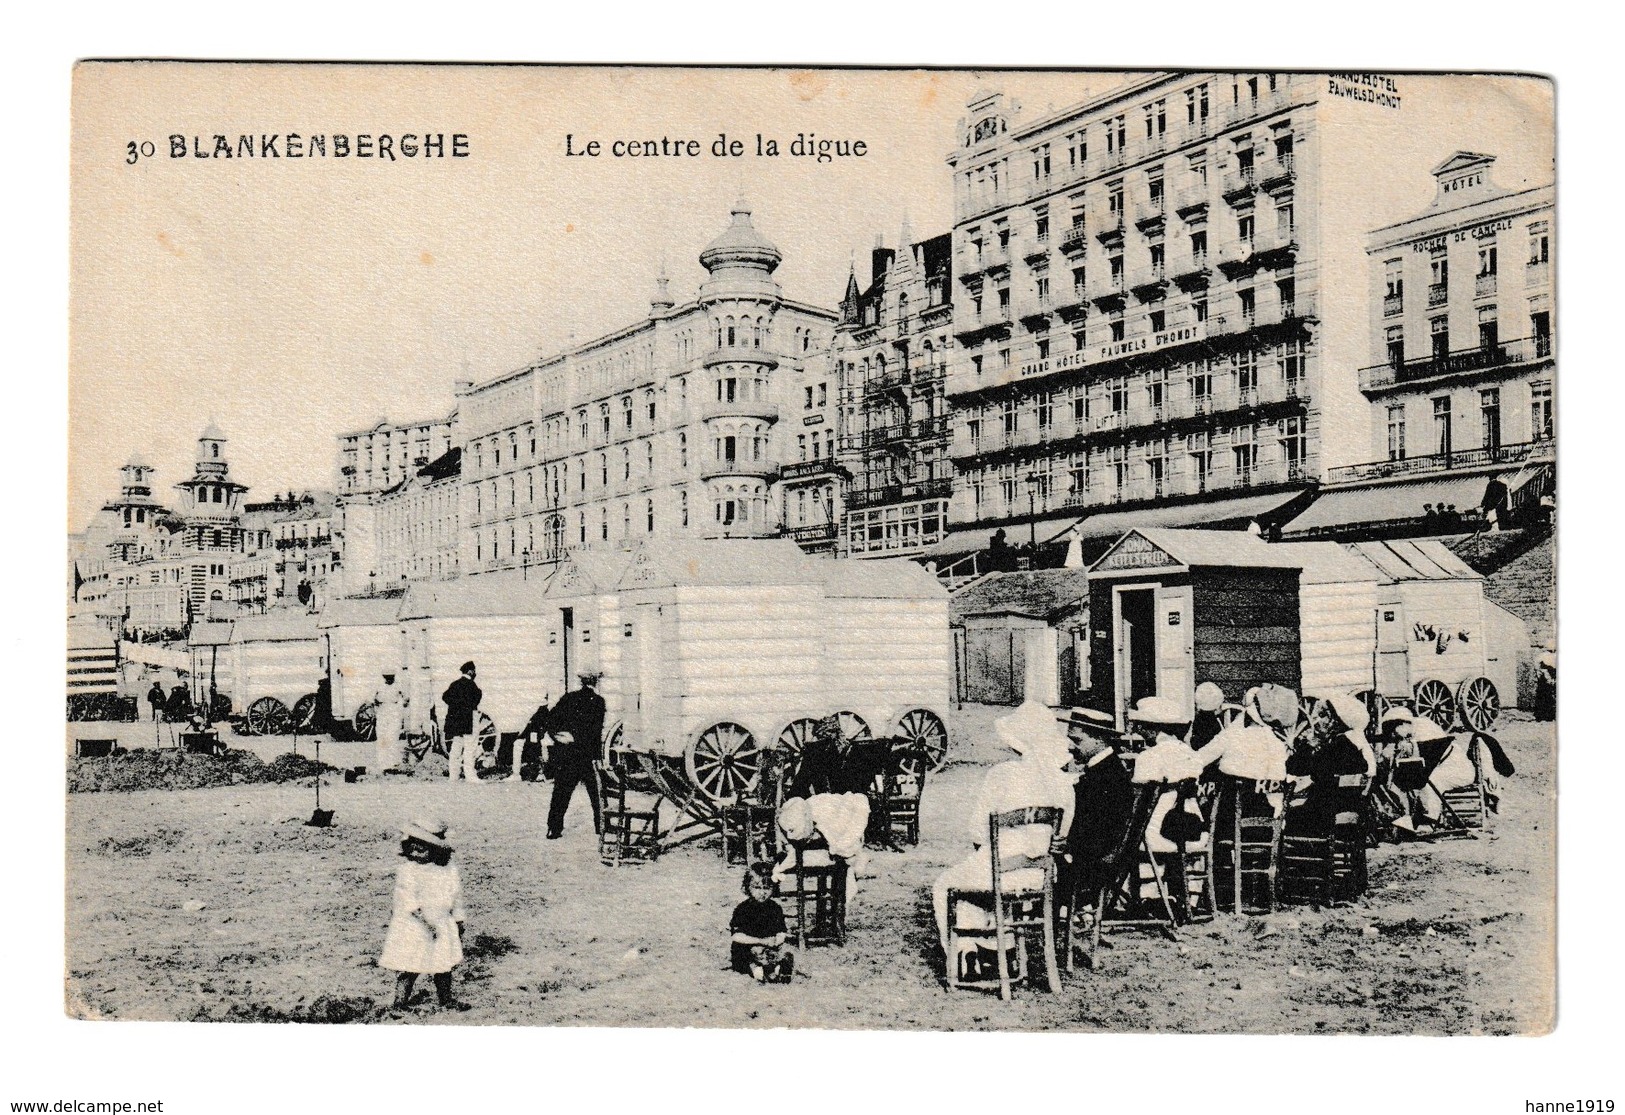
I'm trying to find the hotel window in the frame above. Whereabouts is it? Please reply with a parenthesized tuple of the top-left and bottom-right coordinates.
(1385, 259, 1404, 314)
(1073, 266, 1087, 299)
(1036, 273, 1051, 306)
(1281, 337, 1306, 389)
(622, 447, 631, 481)
(971, 354, 984, 379)
(1478, 245, 1498, 277)
(969, 478, 985, 516)
(600, 507, 610, 541)
(1237, 212, 1255, 247)
(796, 434, 806, 461)
(1431, 316, 1450, 361)
(1238, 288, 1256, 327)
(1528, 222, 1549, 268)
(1532, 307, 1552, 357)
(1232, 425, 1257, 483)
(599, 453, 609, 486)
(1037, 337, 1050, 360)
(1109, 254, 1124, 285)
(1480, 388, 1502, 450)
(1278, 277, 1296, 318)
(680, 490, 689, 527)
(1108, 182, 1125, 219)
(1386, 325, 1405, 369)
(1073, 329, 1086, 352)
(1386, 405, 1407, 461)
(646, 499, 655, 533)
(646, 390, 656, 423)
(999, 347, 1012, 370)
(1149, 174, 1165, 210)
(1276, 201, 1294, 237)
(1035, 211, 1050, 243)
(1072, 390, 1088, 424)
(1191, 229, 1207, 263)
(1530, 381, 1553, 441)
(679, 432, 688, 468)
(1433, 396, 1453, 457)
(1068, 452, 1088, 498)
(1109, 378, 1128, 414)
(1478, 305, 1499, 350)
(1146, 368, 1167, 411)
(818, 382, 828, 407)
(600, 404, 611, 438)
(645, 442, 654, 475)
(1149, 309, 1166, 333)
(1031, 144, 1050, 182)
(1194, 296, 1209, 324)
(1281, 416, 1308, 473)
(1147, 443, 1167, 497)
(1190, 364, 1213, 403)
(1189, 432, 1212, 491)
(1108, 446, 1128, 499)
(1236, 350, 1259, 398)
(1001, 398, 1019, 436)
(999, 469, 1018, 511)
(1429, 254, 1449, 301)
(1109, 313, 1126, 342)
(1150, 242, 1166, 276)
(1189, 153, 1208, 187)
(997, 287, 1011, 316)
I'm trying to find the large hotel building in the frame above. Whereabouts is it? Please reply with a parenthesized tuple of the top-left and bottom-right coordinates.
(940, 76, 1330, 550)
(453, 202, 838, 575)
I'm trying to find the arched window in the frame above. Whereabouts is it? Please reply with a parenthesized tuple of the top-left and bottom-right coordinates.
(578, 512, 587, 544)
(646, 498, 655, 533)
(680, 489, 689, 527)
(600, 507, 609, 541)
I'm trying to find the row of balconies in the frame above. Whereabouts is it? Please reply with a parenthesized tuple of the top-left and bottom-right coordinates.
(1357, 335, 1553, 392)
(1384, 262, 1551, 321)
(845, 476, 955, 511)
(1326, 439, 1551, 485)
(956, 378, 1308, 461)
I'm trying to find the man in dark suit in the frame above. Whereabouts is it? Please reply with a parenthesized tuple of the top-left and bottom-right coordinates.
(545, 671, 606, 839)
(442, 661, 483, 782)
(1054, 707, 1137, 926)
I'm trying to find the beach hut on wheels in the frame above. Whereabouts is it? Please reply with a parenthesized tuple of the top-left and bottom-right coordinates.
(1084, 529, 1382, 727)
(318, 595, 405, 737)
(607, 538, 952, 802)
(188, 612, 325, 733)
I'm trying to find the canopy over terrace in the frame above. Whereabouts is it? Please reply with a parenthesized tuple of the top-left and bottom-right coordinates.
(1280, 465, 1547, 541)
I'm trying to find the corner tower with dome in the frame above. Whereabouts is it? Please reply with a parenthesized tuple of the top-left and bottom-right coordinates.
(448, 201, 841, 573)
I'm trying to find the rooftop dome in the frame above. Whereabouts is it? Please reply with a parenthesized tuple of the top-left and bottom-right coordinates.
(699, 198, 782, 273)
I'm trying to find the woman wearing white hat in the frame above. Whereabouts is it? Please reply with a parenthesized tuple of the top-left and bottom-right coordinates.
(931, 701, 1074, 962)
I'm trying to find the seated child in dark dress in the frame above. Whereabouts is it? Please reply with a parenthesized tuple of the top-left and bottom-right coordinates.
(730, 862, 793, 983)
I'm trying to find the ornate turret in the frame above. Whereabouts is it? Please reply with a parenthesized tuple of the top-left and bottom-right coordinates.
(694, 202, 786, 538)
(649, 258, 674, 316)
(174, 423, 249, 547)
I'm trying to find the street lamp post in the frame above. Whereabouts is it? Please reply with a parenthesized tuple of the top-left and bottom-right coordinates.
(1024, 471, 1041, 551)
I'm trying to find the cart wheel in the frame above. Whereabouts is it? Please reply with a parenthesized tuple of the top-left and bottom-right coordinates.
(353, 700, 377, 742)
(895, 709, 949, 772)
(1354, 690, 1390, 732)
(209, 693, 233, 723)
(602, 721, 624, 764)
(775, 718, 819, 766)
(1412, 679, 1456, 729)
(1456, 677, 1500, 732)
(835, 711, 872, 743)
(686, 722, 763, 803)
(247, 696, 290, 736)
(474, 712, 499, 772)
(290, 693, 318, 732)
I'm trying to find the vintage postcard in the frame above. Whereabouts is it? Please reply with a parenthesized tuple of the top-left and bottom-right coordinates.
(67, 63, 1556, 1037)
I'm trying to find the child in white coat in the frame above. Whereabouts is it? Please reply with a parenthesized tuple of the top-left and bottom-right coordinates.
(381, 818, 468, 1011)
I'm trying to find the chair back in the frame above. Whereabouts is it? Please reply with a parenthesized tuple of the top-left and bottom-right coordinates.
(988, 806, 1064, 895)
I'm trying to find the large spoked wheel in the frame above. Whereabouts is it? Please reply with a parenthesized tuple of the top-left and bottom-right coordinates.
(246, 696, 290, 736)
(290, 693, 318, 733)
(1354, 690, 1391, 733)
(403, 719, 444, 764)
(1412, 679, 1456, 730)
(835, 711, 872, 744)
(602, 721, 624, 764)
(686, 722, 763, 804)
(473, 712, 500, 773)
(353, 700, 377, 742)
(775, 718, 820, 767)
(895, 709, 949, 773)
(1456, 677, 1500, 732)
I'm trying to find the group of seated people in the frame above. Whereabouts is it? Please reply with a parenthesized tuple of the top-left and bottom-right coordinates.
(930, 681, 1506, 974)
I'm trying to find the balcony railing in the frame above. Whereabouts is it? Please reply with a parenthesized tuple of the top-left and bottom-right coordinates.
(702, 345, 781, 368)
(1094, 211, 1127, 244)
(700, 400, 779, 423)
(1174, 184, 1210, 218)
(699, 457, 780, 481)
(1383, 293, 1404, 317)
(1133, 199, 1167, 231)
(1221, 165, 1257, 203)
(1326, 439, 1550, 484)
(1526, 259, 1550, 286)
(1475, 272, 1498, 298)
(1427, 282, 1449, 308)
(1088, 272, 1128, 306)
(1258, 154, 1296, 190)
(1358, 336, 1551, 391)
(1059, 226, 1088, 255)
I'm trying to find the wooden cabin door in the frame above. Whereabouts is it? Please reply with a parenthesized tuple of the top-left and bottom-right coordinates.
(1155, 584, 1195, 718)
(1113, 585, 1159, 726)
(1374, 601, 1408, 700)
